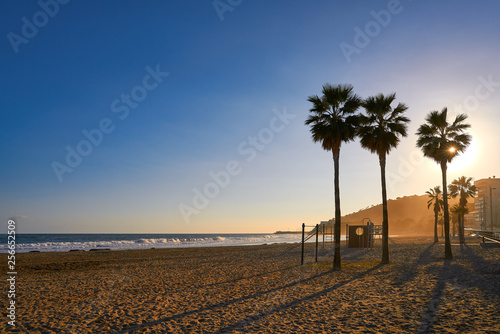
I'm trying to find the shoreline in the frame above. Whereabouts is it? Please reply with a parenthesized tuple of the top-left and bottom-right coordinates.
(1, 232, 304, 254)
(3, 233, 439, 254)
(4, 240, 303, 255)
(4, 236, 499, 333)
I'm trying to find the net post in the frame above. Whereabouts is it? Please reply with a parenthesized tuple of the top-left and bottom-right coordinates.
(315, 224, 319, 262)
(301, 223, 305, 265)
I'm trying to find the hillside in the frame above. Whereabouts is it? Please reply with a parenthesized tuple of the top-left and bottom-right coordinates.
(341, 194, 459, 236)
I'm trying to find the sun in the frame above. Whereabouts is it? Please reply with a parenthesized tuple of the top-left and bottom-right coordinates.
(448, 136, 479, 172)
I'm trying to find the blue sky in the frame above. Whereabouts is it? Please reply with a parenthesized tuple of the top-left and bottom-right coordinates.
(1, 0, 500, 233)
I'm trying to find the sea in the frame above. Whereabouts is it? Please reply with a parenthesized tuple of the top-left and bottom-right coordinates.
(1, 233, 304, 253)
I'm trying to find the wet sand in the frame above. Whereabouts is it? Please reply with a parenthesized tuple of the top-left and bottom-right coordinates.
(2, 237, 500, 333)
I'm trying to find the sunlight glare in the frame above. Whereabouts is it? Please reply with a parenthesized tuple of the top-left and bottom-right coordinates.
(448, 136, 479, 172)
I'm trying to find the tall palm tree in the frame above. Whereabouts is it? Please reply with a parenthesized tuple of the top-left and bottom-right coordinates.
(449, 176, 477, 243)
(416, 108, 471, 259)
(357, 93, 409, 264)
(305, 83, 361, 269)
(426, 186, 443, 243)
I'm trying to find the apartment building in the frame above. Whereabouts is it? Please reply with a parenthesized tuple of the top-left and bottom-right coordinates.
(473, 176, 500, 231)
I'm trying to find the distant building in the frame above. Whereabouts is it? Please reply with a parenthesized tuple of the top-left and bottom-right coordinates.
(473, 176, 500, 231)
(464, 202, 477, 229)
(464, 214, 476, 229)
(319, 220, 334, 230)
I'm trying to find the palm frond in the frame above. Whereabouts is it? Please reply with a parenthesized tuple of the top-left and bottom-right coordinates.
(359, 93, 410, 157)
(416, 108, 472, 164)
(305, 83, 362, 153)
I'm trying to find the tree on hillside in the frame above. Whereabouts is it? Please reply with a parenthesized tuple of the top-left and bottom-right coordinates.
(416, 108, 471, 260)
(449, 176, 477, 243)
(426, 186, 444, 243)
(305, 83, 361, 269)
(358, 93, 409, 264)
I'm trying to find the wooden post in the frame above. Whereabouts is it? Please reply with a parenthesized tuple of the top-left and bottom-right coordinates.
(315, 224, 319, 262)
(301, 223, 305, 265)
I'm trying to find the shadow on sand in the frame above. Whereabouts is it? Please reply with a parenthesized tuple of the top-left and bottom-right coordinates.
(416, 242, 500, 333)
(110, 263, 383, 334)
(109, 240, 498, 333)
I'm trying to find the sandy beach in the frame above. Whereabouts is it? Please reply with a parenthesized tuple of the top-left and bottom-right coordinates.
(3, 237, 499, 333)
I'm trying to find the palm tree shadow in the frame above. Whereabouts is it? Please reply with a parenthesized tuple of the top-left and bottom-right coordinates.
(110, 266, 334, 333)
(459, 244, 500, 297)
(394, 242, 438, 284)
(167, 244, 304, 294)
(110, 263, 384, 334)
(417, 259, 451, 333)
(194, 265, 295, 291)
(211, 263, 384, 334)
(417, 243, 500, 332)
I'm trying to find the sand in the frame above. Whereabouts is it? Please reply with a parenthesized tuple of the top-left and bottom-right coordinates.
(2, 237, 499, 333)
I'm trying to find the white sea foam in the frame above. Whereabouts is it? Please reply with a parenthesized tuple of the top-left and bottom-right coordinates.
(5, 234, 305, 253)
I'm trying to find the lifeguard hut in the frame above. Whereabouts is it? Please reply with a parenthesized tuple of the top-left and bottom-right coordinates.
(346, 218, 382, 248)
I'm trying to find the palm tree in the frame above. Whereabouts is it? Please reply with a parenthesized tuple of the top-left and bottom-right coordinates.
(450, 204, 459, 236)
(305, 83, 361, 269)
(416, 108, 471, 259)
(426, 186, 443, 243)
(450, 203, 467, 238)
(358, 93, 409, 264)
(449, 176, 477, 243)
(437, 212, 444, 237)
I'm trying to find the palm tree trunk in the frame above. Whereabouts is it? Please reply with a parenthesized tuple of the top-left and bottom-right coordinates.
(440, 161, 453, 260)
(457, 214, 461, 241)
(434, 209, 439, 243)
(333, 149, 341, 269)
(459, 213, 465, 244)
(379, 154, 389, 264)
(459, 198, 466, 244)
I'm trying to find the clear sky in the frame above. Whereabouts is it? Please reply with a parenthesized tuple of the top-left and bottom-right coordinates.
(1, 0, 499, 233)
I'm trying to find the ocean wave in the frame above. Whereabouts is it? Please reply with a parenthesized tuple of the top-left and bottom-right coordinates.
(4, 233, 302, 253)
